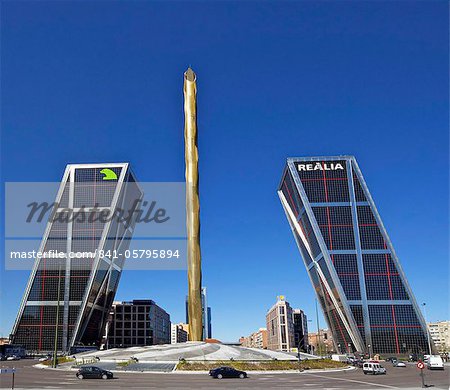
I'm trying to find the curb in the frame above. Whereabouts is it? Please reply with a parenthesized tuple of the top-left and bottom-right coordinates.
(34, 363, 355, 375)
(174, 366, 356, 375)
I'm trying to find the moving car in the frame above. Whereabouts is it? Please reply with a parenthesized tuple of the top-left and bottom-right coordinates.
(76, 366, 113, 380)
(393, 361, 406, 367)
(385, 357, 397, 362)
(363, 362, 387, 375)
(427, 355, 444, 370)
(209, 366, 247, 379)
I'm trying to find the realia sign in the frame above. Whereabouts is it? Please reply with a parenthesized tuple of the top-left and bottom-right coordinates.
(297, 162, 344, 171)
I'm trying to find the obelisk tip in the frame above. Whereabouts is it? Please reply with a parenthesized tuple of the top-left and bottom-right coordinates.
(185, 67, 196, 82)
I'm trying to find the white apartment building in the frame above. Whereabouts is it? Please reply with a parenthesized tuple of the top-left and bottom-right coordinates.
(428, 321, 450, 352)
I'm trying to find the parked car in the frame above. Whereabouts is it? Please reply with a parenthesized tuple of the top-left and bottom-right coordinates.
(353, 359, 365, 368)
(393, 361, 406, 367)
(76, 366, 113, 380)
(385, 357, 397, 362)
(6, 355, 21, 361)
(409, 353, 418, 362)
(427, 355, 444, 370)
(209, 366, 247, 379)
(363, 362, 387, 375)
(38, 354, 52, 362)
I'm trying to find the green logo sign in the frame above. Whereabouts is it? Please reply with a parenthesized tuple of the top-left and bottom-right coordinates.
(100, 168, 118, 181)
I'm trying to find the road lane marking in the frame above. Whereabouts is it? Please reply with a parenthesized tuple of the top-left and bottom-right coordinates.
(302, 373, 399, 389)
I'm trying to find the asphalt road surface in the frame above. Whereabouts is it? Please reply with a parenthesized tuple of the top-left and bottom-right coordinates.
(1, 359, 449, 389)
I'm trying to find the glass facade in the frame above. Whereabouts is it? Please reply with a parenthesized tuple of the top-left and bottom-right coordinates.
(278, 156, 432, 355)
(11, 163, 142, 353)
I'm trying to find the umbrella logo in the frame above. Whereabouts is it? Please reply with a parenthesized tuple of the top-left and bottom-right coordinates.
(100, 168, 118, 180)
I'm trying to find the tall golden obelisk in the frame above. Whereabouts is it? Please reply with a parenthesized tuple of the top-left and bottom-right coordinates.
(184, 67, 203, 341)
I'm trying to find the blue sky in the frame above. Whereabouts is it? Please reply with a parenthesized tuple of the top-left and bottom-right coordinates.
(1, 1, 448, 341)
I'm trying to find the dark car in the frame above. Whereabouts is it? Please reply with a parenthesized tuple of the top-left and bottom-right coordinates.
(385, 357, 397, 363)
(76, 366, 113, 380)
(209, 366, 247, 379)
(353, 359, 365, 368)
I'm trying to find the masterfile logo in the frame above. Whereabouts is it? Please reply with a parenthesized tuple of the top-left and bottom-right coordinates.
(100, 168, 118, 180)
(297, 162, 344, 171)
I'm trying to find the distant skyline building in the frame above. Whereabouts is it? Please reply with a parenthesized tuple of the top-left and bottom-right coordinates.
(278, 156, 433, 354)
(293, 309, 308, 352)
(185, 287, 212, 340)
(171, 323, 188, 344)
(308, 329, 334, 355)
(11, 163, 142, 353)
(266, 296, 295, 352)
(107, 300, 170, 348)
(240, 328, 268, 349)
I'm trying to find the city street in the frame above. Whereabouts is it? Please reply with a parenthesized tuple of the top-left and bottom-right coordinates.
(1, 360, 449, 389)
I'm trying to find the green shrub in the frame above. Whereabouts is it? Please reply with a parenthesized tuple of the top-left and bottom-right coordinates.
(42, 356, 75, 366)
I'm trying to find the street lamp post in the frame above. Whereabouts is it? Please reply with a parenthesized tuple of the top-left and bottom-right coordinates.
(421, 303, 432, 356)
(337, 343, 341, 354)
(315, 300, 321, 356)
(307, 319, 313, 354)
(297, 337, 304, 372)
(368, 344, 372, 359)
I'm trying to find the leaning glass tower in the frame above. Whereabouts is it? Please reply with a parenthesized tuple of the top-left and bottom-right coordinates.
(11, 163, 142, 353)
(278, 156, 433, 355)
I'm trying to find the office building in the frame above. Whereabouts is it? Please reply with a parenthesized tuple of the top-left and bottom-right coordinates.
(11, 163, 142, 353)
(293, 309, 308, 352)
(171, 323, 188, 344)
(266, 296, 295, 352)
(186, 287, 212, 340)
(0, 338, 10, 346)
(428, 321, 450, 352)
(107, 300, 170, 347)
(278, 156, 433, 354)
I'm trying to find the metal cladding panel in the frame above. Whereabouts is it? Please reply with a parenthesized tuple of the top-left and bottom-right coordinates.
(11, 164, 142, 353)
(279, 156, 432, 355)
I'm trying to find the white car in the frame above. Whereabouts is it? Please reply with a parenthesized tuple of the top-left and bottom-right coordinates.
(363, 362, 387, 375)
(427, 355, 444, 370)
(393, 361, 406, 367)
(6, 355, 20, 361)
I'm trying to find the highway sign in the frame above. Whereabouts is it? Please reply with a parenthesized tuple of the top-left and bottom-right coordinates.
(0, 368, 16, 374)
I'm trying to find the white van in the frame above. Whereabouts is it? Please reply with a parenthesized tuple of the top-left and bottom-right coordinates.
(427, 355, 444, 370)
(363, 362, 387, 375)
